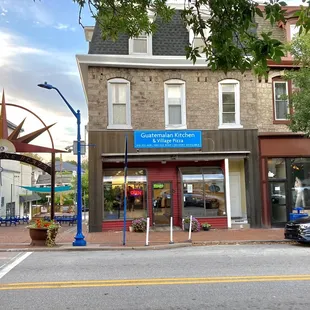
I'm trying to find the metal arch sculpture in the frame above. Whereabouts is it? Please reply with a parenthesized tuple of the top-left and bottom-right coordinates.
(0, 90, 66, 219)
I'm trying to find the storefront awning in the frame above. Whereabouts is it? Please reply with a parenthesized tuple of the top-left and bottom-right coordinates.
(101, 151, 250, 163)
(20, 186, 72, 193)
(19, 193, 41, 203)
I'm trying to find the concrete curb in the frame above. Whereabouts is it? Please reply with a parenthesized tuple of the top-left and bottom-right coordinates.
(0, 239, 295, 252)
(192, 239, 293, 246)
(0, 242, 192, 252)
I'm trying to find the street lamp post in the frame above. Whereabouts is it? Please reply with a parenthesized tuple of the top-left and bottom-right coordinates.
(38, 82, 86, 246)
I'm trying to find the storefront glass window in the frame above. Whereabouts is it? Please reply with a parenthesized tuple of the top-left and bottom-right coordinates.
(103, 169, 147, 220)
(181, 167, 225, 217)
(290, 158, 310, 210)
(268, 158, 286, 179)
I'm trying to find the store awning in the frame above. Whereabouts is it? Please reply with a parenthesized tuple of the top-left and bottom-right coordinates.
(19, 193, 41, 203)
(20, 186, 72, 193)
(101, 151, 250, 163)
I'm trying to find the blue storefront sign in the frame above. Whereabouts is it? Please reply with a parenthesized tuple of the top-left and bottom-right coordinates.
(134, 130, 202, 149)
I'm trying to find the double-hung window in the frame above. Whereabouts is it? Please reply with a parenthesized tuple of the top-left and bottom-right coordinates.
(129, 33, 152, 55)
(107, 78, 131, 129)
(273, 80, 289, 121)
(164, 80, 186, 129)
(218, 79, 242, 128)
(290, 24, 300, 41)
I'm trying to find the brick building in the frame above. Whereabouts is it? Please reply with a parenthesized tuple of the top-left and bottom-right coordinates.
(77, 3, 303, 232)
(256, 6, 310, 228)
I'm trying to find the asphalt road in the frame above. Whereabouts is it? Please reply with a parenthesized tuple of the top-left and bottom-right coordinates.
(1, 244, 310, 309)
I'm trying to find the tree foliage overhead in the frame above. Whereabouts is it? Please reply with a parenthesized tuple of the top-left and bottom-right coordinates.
(73, 0, 310, 74)
(285, 33, 310, 136)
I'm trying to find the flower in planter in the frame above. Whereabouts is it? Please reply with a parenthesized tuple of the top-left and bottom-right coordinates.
(202, 222, 212, 230)
(132, 218, 147, 232)
(28, 218, 60, 247)
(183, 216, 200, 232)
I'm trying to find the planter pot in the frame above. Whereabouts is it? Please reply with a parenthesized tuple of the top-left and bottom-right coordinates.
(129, 226, 133, 232)
(184, 222, 190, 231)
(28, 227, 58, 246)
(202, 227, 210, 231)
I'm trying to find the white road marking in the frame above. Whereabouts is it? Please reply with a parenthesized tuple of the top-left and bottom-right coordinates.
(0, 252, 32, 280)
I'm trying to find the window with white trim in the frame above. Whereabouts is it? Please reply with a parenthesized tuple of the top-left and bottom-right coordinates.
(290, 24, 300, 41)
(273, 81, 289, 121)
(107, 78, 131, 129)
(218, 79, 242, 128)
(164, 80, 186, 129)
(189, 28, 210, 54)
(129, 33, 152, 55)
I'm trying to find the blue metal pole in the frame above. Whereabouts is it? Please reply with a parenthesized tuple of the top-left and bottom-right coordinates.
(73, 110, 87, 246)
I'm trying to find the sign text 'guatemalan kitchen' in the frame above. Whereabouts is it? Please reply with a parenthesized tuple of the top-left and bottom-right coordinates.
(134, 130, 202, 149)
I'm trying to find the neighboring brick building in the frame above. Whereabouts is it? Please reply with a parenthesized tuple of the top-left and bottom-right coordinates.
(256, 6, 310, 228)
(77, 3, 302, 232)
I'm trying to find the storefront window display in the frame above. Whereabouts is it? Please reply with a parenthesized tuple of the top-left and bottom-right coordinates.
(103, 169, 147, 220)
(181, 167, 225, 218)
(290, 158, 310, 210)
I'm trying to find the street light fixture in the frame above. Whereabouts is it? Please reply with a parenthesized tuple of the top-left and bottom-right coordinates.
(38, 82, 86, 246)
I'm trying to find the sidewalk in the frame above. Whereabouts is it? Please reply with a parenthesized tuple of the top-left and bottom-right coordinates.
(0, 223, 289, 251)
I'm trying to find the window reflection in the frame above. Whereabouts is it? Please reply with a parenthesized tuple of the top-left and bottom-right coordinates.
(268, 158, 286, 179)
(181, 167, 225, 217)
(290, 158, 310, 210)
(103, 169, 147, 219)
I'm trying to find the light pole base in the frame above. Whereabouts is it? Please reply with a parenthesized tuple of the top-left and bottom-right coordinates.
(72, 233, 87, 246)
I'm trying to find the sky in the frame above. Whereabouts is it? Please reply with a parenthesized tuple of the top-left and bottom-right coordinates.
(0, 0, 305, 162)
(0, 0, 94, 161)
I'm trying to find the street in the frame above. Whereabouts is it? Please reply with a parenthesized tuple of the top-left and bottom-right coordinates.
(1, 244, 310, 309)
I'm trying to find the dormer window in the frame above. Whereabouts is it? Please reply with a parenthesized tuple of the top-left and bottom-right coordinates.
(129, 33, 152, 55)
(189, 28, 210, 54)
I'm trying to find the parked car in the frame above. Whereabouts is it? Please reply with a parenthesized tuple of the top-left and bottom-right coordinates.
(284, 216, 310, 243)
(183, 194, 220, 208)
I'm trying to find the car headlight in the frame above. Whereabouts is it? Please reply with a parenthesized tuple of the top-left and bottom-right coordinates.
(299, 223, 310, 229)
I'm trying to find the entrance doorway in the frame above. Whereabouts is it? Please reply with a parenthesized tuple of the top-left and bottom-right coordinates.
(152, 182, 172, 225)
(270, 181, 288, 226)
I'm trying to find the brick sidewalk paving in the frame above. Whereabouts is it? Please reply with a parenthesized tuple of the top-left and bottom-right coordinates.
(0, 223, 286, 248)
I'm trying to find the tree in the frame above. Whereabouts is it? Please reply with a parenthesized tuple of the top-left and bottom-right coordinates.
(71, 169, 89, 207)
(23, 153, 44, 162)
(82, 159, 88, 171)
(285, 33, 310, 136)
(73, 0, 310, 74)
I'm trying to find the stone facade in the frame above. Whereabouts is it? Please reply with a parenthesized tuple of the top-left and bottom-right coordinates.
(256, 70, 291, 133)
(87, 66, 258, 131)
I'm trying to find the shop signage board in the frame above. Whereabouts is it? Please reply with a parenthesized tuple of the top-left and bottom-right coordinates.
(134, 130, 202, 148)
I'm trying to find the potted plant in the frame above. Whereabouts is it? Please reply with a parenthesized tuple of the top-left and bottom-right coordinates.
(183, 216, 200, 232)
(132, 218, 147, 232)
(202, 222, 212, 231)
(27, 218, 60, 247)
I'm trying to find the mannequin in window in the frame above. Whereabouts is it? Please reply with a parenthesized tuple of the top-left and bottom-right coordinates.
(295, 177, 305, 208)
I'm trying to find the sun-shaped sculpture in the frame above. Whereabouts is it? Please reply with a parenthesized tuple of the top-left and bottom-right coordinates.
(0, 90, 63, 153)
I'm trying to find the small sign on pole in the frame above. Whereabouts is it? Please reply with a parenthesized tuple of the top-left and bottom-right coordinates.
(73, 141, 86, 155)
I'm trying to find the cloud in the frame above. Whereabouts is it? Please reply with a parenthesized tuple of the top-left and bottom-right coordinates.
(0, 31, 50, 67)
(0, 28, 87, 154)
(54, 23, 76, 32)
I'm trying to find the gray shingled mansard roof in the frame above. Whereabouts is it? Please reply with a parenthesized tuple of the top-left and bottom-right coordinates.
(88, 10, 189, 56)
